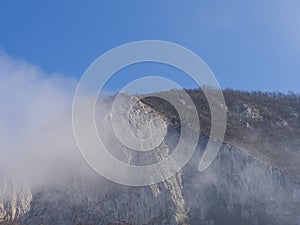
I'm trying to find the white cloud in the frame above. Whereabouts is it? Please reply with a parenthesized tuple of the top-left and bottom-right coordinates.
(0, 52, 80, 188)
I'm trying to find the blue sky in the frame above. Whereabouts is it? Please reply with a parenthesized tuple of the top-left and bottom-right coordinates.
(1, 0, 300, 93)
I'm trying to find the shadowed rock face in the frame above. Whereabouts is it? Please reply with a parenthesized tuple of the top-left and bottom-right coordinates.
(1, 91, 300, 225)
(2, 138, 300, 225)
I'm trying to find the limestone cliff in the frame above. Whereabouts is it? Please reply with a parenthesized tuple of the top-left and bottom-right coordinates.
(1, 91, 300, 225)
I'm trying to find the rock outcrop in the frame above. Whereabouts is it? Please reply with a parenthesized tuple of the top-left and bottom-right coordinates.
(0, 171, 31, 223)
(1, 92, 300, 225)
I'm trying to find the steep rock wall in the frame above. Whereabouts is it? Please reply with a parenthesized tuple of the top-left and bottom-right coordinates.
(1, 96, 300, 225)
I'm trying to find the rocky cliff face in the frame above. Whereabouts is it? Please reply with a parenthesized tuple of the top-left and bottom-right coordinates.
(0, 171, 31, 222)
(1, 94, 300, 225)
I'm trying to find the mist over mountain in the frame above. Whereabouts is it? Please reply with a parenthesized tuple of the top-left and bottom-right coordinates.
(1, 54, 300, 225)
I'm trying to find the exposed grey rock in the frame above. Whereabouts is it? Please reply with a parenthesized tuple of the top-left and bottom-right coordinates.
(0, 170, 31, 222)
(1, 93, 300, 225)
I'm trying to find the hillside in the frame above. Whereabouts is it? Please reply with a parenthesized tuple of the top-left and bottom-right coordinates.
(1, 88, 300, 225)
(141, 88, 300, 182)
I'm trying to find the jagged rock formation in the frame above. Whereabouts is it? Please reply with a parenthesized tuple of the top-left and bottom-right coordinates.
(0, 171, 31, 223)
(1, 90, 300, 225)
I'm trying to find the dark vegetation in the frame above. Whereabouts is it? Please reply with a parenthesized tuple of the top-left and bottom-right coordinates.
(140, 88, 300, 182)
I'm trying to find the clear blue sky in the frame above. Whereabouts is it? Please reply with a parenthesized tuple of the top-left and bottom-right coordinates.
(1, 0, 300, 93)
